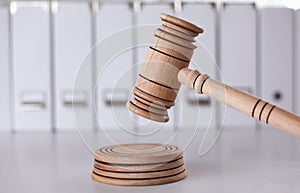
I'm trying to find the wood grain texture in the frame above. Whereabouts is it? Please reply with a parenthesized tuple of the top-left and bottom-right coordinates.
(128, 13, 203, 122)
(127, 101, 169, 122)
(133, 93, 170, 110)
(92, 143, 187, 186)
(91, 170, 187, 186)
(133, 87, 174, 107)
(130, 98, 168, 116)
(93, 165, 185, 179)
(94, 143, 183, 164)
(135, 75, 178, 101)
(94, 157, 184, 172)
(178, 68, 300, 138)
(159, 25, 195, 42)
(160, 13, 204, 35)
(128, 13, 300, 138)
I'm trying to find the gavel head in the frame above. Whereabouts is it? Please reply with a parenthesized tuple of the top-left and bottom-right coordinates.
(127, 13, 203, 122)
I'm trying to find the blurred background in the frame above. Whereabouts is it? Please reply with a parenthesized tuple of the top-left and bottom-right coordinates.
(0, 0, 299, 132)
(0, 0, 300, 192)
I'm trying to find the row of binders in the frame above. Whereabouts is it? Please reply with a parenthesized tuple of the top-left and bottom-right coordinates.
(0, 1, 299, 132)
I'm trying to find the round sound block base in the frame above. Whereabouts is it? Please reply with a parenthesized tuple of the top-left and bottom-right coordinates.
(92, 170, 187, 186)
(92, 143, 187, 186)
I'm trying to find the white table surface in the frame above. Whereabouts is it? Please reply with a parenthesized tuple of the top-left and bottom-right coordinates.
(1, 127, 300, 193)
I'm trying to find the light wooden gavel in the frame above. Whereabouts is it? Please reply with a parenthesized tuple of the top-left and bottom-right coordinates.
(127, 13, 300, 138)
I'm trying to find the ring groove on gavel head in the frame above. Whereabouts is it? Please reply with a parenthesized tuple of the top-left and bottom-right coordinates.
(127, 13, 203, 122)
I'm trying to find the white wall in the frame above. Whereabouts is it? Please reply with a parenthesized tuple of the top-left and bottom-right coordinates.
(0, 6, 10, 131)
(12, 3, 52, 131)
(296, 10, 300, 115)
(220, 4, 257, 128)
(54, 2, 93, 131)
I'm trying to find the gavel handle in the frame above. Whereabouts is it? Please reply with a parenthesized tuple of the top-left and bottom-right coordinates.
(178, 68, 300, 138)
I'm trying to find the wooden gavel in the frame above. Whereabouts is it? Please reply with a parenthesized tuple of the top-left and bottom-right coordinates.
(127, 13, 300, 138)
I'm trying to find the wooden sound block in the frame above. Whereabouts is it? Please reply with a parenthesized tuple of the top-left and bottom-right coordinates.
(92, 170, 187, 186)
(94, 143, 182, 165)
(92, 143, 187, 186)
(93, 165, 185, 179)
(94, 157, 184, 172)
